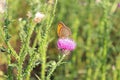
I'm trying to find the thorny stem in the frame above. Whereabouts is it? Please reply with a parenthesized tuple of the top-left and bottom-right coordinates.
(17, 22, 36, 80)
(40, 0, 58, 80)
(100, 0, 110, 80)
(41, 43, 47, 80)
(46, 54, 66, 80)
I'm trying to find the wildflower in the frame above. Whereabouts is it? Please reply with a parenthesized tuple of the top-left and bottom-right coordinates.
(95, 0, 101, 4)
(112, 65, 116, 71)
(34, 12, 45, 23)
(26, 11, 32, 19)
(57, 38, 76, 51)
(0, 0, 6, 13)
(118, 3, 120, 8)
(48, 0, 54, 4)
(18, 18, 22, 22)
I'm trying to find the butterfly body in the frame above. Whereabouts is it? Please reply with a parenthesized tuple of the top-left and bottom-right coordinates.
(57, 22, 71, 38)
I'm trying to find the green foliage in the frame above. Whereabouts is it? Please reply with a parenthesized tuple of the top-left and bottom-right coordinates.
(1, 0, 60, 80)
(0, 0, 120, 80)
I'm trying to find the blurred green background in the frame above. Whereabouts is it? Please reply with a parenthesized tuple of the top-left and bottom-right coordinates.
(0, 0, 120, 80)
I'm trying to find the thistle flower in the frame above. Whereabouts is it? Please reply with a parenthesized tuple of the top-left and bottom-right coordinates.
(48, 0, 54, 4)
(34, 12, 45, 23)
(26, 11, 32, 19)
(18, 18, 22, 22)
(0, 0, 6, 13)
(95, 0, 101, 4)
(118, 3, 120, 8)
(57, 38, 76, 51)
(112, 65, 116, 71)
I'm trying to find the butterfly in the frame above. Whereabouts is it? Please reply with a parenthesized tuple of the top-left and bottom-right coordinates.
(57, 22, 71, 38)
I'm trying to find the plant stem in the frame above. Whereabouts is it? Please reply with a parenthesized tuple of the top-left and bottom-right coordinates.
(7, 42, 19, 59)
(7, 55, 13, 80)
(41, 42, 47, 80)
(17, 22, 36, 80)
(100, 0, 110, 80)
(25, 53, 37, 80)
(40, 0, 58, 79)
(17, 59, 23, 80)
(46, 54, 66, 80)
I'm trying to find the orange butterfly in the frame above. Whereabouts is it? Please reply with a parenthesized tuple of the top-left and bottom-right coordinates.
(57, 22, 71, 38)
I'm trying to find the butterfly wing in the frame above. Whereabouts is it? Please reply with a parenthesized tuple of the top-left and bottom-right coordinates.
(57, 22, 71, 38)
(57, 22, 63, 37)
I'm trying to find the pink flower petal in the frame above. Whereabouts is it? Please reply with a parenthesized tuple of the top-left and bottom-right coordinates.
(57, 38, 76, 51)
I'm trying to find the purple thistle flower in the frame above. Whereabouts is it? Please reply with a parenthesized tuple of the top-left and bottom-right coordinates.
(118, 3, 120, 8)
(57, 38, 76, 51)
